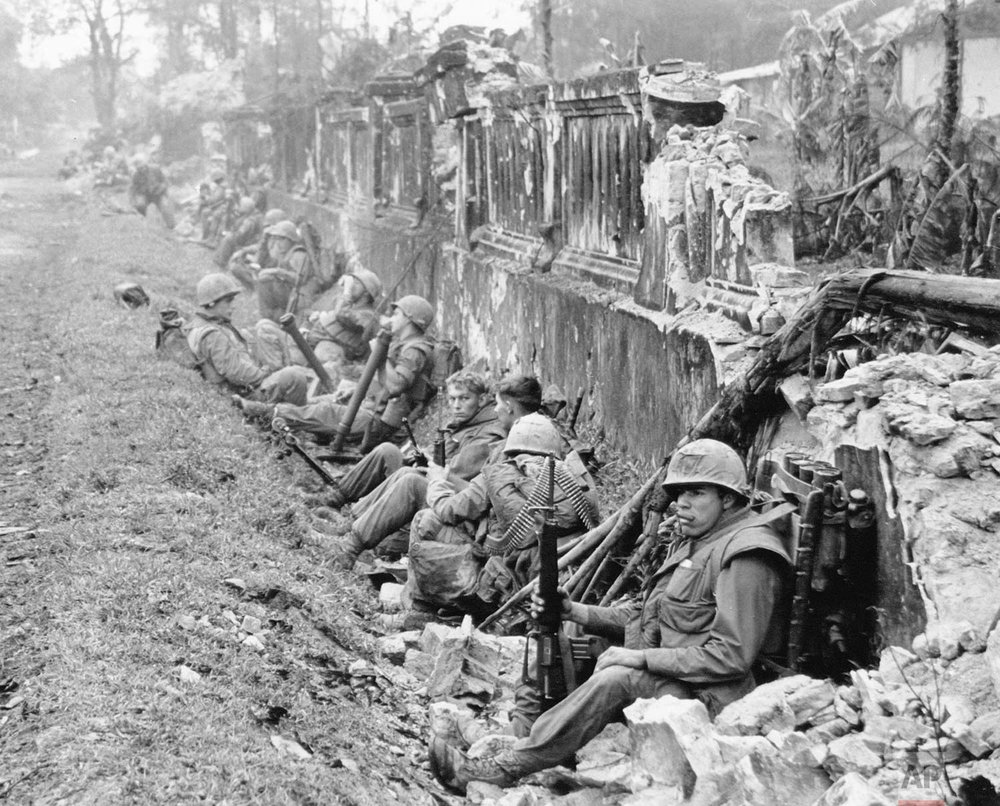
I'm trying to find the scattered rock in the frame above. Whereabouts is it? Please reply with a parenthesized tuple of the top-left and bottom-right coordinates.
(950, 379, 1000, 420)
(812, 771, 893, 805)
(824, 733, 883, 777)
(379, 582, 405, 612)
(956, 712, 1000, 758)
(240, 615, 263, 634)
(815, 377, 864, 403)
(714, 675, 810, 736)
(270, 734, 312, 759)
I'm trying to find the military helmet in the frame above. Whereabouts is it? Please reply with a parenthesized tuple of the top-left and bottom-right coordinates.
(348, 268, 383, 301)
(196, 273, 241, 307)
(263, 208, 287, 227)
(238, 196, 255, 214)
(265, 220, 300, 242)
(210, 167, 226, 182)
(503, 413, 564, 458)
(661, 439, 748, 500)
(392, 294, 434, 331)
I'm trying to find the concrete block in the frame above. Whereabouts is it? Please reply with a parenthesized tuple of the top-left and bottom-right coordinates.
(779, 374, 814, 422)
(815, 377, 865, 403)
(956, 712, 1000, 759)
(824, 734, 884, 777)
(785, 678, 837, 727)
(625, 695, 715, 795)
(378, 582, 405, 612)
(714, 675, 813, 736)
(950, 379, 1000, 420)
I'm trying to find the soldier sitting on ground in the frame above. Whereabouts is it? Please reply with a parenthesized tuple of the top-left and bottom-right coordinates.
(256, 220, 332, 321)
(129, 154, 175, 229)
(213, 192, 265, 269)
(241, 295, 435, 452)
(429, 439, 792, 794)
(228, 207, 286, 290)
(327, 369, 508, 570)
(248, 266, 385, 390)
(403, 413, 599, 624)
(186, 273, 310, 406)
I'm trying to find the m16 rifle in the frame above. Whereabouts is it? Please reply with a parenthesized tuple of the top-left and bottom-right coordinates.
(433, 386, 448, 466)
(532, 454, 575, 711)
(271, 418, 340, 487)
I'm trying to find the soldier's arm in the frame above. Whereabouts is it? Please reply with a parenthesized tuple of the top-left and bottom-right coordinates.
(427, 473, 489, 525)
(382, 345, 427, 397)
(201, 330, 268, 388)
(568, 600, 634, 642)
(641, 550, 785, 682)
(334, 306, 370, 335)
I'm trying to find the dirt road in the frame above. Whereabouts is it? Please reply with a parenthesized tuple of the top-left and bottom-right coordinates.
(0, 153, 447, 804)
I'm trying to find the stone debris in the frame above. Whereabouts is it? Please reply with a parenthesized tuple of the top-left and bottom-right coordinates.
(791, 345, 1000, 634)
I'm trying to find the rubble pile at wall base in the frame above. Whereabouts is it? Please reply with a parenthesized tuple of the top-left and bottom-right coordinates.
(790, 345, 1000, 638)
(375, 615, 1000, 804)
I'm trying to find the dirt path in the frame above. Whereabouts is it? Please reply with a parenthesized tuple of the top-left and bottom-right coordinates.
(0, 153, 449, 805)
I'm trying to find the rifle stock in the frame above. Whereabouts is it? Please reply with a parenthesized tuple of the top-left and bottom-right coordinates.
(331, 327, 392, 452)
(279, 313, 334, 395)
(272, 419, 339, 486)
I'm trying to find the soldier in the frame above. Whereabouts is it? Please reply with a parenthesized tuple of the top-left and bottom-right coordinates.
(256, 220, 333, 321)
(327, 370, 508, 570)
(228, 207, 286, 290)
(129, 154, 174, 229)
(429, 439, 792, 793)
(267, 294, 435, 448)
(213, 193, 264, 268)
(186, 273, 309, 406)
(308, 267, 384, 380)
(404, 413, 599, 621)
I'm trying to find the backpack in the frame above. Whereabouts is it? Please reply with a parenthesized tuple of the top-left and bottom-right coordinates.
(154, 308, 201, 371)
(427, 339, 463, 401)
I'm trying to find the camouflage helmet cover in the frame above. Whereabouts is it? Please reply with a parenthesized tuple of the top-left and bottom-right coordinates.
(391, 294, 434, 331)
(347, 267, 383, 301)
(503, 412, 564, 458)
(263, 208, 287, 227)
(661, 439, 749, 500)
(196, 273, 241, 307)
(264, 220, 300, 242)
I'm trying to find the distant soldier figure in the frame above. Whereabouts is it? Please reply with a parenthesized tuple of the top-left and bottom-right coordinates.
(255, 220, 333, 322)
(429, 439, 791, 794)
(186, 273, 309, 406)
(213, 192, 265, 268)
(228, 207, 286, 290)
(129, 155, 175, 228)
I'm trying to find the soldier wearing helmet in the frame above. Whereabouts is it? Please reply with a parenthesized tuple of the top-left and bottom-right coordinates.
(186, 273, 309, 406)
(227, 207, 286, 288)
(197, 168, 230, 243)
(430, 439, 792, 794)
(266, 294, 436, 449)
(305, 267, 384, 379)
(393, 412, 598, 621)
(213, 194, 265, 270)
(256, 219, 334, 322)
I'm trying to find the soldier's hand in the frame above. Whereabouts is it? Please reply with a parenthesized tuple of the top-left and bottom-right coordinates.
(425, 462, 447, 484)
(594, 647, 646, 673)
(529, 583, 572, 620)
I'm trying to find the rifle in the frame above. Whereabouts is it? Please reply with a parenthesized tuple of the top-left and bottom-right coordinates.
(532, 454, 575, 711)
(279, 313, 335, 395)
(271, 418, 340, 486)
(285, 229, 318, 317)
(400, 417, 429, 467)
(328, 327, 392, 456)
(432, 386, 448, 466)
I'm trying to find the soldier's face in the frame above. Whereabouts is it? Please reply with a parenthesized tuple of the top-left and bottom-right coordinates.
(212, 296, 237, 320)
(674, 485, 729, 539)
(269, 235, 292, 257)
(448, 385, 485, 422)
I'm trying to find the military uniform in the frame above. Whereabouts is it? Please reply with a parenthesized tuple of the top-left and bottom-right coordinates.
(310, 301, 381, 378)
(405, 450, 599, 613)
(129, 164, 174, 228)
(186, 311, 309, 405)
(490, 505, 790, 776)
(345, 403, 508, 556)
(273, 331, 433, 440)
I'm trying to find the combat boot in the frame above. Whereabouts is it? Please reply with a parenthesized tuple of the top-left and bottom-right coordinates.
(330, 530, 365, 571)
(232, 395, 275, 422)
(429, 705, 500, 752)
(428, 735, 520, 794)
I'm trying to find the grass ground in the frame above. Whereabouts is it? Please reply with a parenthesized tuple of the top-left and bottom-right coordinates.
(0, 154, 447, 805)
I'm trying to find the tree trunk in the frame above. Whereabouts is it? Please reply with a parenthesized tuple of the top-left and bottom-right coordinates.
(219, 0, 238, 60)
(539, 0, 553, 79)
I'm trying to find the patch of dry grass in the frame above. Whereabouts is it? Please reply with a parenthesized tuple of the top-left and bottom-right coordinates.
(0, 177, 444, 804)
